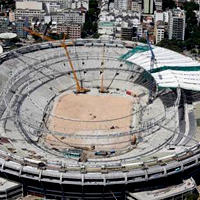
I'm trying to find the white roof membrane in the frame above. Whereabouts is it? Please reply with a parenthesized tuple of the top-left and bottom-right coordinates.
(125, 45, 200, 91)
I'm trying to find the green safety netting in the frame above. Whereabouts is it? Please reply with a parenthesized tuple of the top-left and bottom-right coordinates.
(125, 61, 153, 81)
(142, 70, 154, 80)
(150, 65, 200, 73)
(157, 86, 177, 90)
(125, 60, 134, 66)
(119, 45, 150, 61)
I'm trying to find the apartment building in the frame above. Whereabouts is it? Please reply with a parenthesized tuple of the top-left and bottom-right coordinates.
(168, 8, 185, 40)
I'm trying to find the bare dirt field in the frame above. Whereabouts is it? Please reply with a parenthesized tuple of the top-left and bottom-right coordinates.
(48, 93, 133, 134)
(45, 93, 134, 150)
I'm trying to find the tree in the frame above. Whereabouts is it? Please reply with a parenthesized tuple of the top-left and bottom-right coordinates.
(0, 0, 15, 9)
(184, 193, 199, 200)
(182, 1, 200, 52)
(157, 39, 183, 53)
(183, 1, 199, 11)
(184, 2, 199, 40)
(191, 49, 197, 54)
(162, 0, 176, 10)
(93, 32, 100, 38)
(138, 37, 146, 43)
(82, 0, 100, 38)
(161, 2, 200, 53)
(32, 34, 42, 42)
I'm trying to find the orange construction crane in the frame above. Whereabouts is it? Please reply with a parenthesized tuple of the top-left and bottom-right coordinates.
(99, 44, 108, 93)
(24, 27, 90, 94)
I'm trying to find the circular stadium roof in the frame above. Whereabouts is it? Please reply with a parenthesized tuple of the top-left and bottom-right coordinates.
(0, 32, 17, 40)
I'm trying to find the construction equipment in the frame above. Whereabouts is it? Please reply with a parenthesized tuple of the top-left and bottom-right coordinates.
(145, 30, 157, 103)
(126, 90, 138, 97)
(145, 31, 156, 70)
(131, 135, 137, 145)
(99, 44, 109, 93)
(61, 33, 90, 93)
(24, 27, 90, 94)
(79, 152, 87, 162)
(95, 151, 108, 156)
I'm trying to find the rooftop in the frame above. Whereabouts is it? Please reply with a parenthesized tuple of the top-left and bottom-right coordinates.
(99, 21, 115, 27)
(129, 178, 196, 200)
(0, 177, 21, 191)
(16, 1, 43, 10)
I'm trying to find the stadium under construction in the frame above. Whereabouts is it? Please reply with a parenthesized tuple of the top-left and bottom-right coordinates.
(0, 38, 200, 199)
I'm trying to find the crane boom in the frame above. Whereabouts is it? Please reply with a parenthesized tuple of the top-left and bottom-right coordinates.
(24, 27, 89, 93)
(61, 38, 86, 93)
(24, 27, 58, 43)
(145, 31, 158, 103)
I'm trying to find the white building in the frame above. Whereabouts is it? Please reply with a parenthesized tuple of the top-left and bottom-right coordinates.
(98, 21, 115, 37)
(114, 0, 128, 10)
(51, 10, 85, 25)
(71, 0, 89, 11)
(37, 0, 71, 9)
(154, 0, 162, 11)
(143, 0, 154, 14)
(45, 2, 61, 13)
(155, 22, 165, 44)
(154, 11, 164, 23)
(98, 6, 141, 40)
(15, 1, 45, 22)
(168, 8, 185, 40)
(131, 0, 142, 12)
(154, 11, 169, 24)
(137, 24, 143, 37)
(16, 1, 43, 10)
(163, 11, 169, 23)
(9, 11, 15, 22)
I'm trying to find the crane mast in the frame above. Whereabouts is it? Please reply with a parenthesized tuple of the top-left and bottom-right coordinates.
(99, 44, 108, 93)
(145, 30, 157, 103)
(145, 31, 156, 71)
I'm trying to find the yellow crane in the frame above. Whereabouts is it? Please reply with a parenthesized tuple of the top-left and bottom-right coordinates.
(24, 27, 90, 94)
(99, 44, 108, 93)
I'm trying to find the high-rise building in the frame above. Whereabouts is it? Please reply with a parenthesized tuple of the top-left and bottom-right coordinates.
(121, 26, 133, 40)
(71, 0, 89, 11)
(51, 10, 85, 25)
(57, 23, 81, 39)
(131, 0, 142, 12)
(154, 21, 165, 44)
(16, 19, 29, 38)
(0, 17, 9, 33)
(168, 8, 185, 40)
(114, 0, 128, 10)
(154, 11, 164, 23)
(154, 0, 162, 11)
(143, 0, 154, 14)
(37, 0, 70, 9)
(15, 1, 45, 22)
(9, 11, 15, 22)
